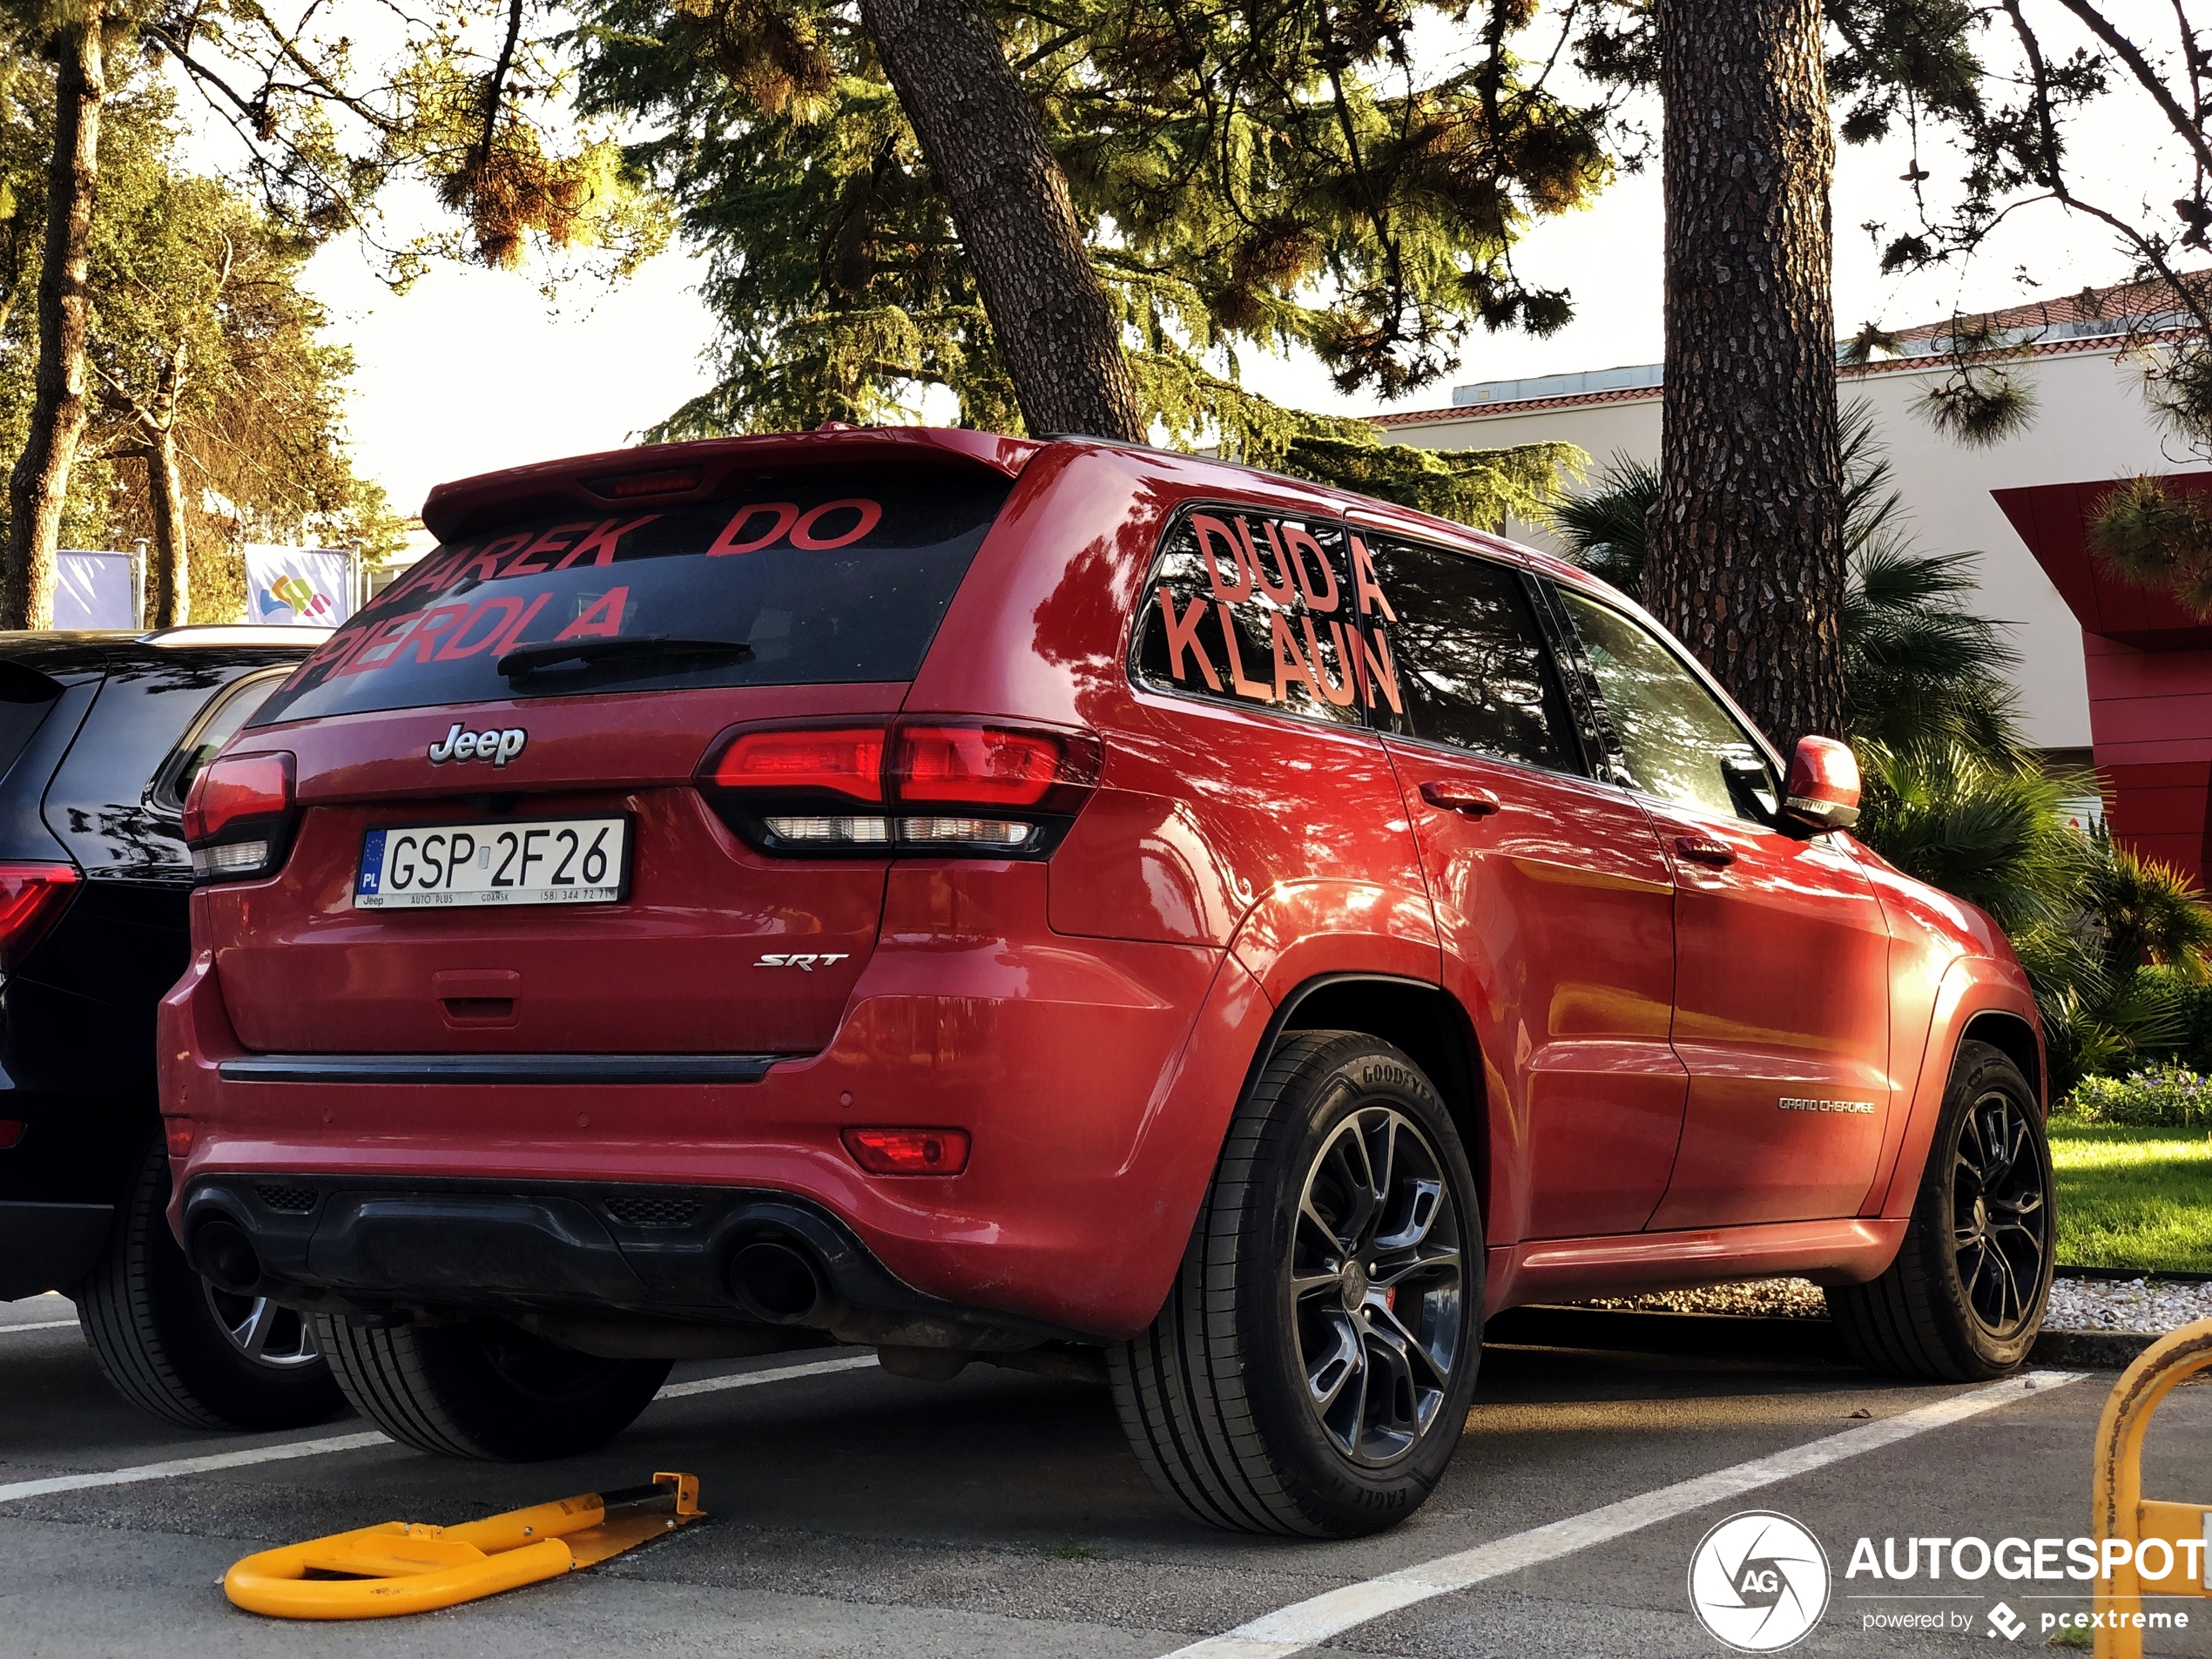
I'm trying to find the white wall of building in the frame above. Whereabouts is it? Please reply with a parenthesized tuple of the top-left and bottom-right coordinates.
(1383, 345, 2201, 752)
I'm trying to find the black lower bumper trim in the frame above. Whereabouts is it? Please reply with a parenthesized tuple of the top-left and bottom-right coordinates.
(218, 1053, 784, 1085)
(178, 1175, 1095, 1349)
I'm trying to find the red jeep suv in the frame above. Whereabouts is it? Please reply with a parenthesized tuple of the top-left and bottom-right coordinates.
(161, 428, 2054, 1538)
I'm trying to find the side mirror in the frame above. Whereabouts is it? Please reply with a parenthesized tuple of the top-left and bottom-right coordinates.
(1784, 736, 1861, 832)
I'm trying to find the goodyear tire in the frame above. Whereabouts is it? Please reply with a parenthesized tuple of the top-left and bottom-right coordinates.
(1109, 1031, 1482, 1537)
(77, 1137, 343, 1432)
(314, 1314, 671, 1460)
(1826, 1041, 2055, 1381)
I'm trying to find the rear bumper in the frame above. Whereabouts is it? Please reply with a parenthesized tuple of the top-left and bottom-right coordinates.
(179, 1173, 1083, 1347)
(158, 876, 1275, 1342)
(0, 1200, 112, 1299)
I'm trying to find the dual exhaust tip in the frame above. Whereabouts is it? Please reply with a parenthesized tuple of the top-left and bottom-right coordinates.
(191, 1217, 836, 1327)
(191, 1219, 266, 1295)
(727, 1238, 831, 1324)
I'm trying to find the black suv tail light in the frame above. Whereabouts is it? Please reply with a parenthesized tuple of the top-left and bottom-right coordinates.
(182, 752, 298, 882)
(0, 863, 79, 968)
(700, 719, 1099, 857)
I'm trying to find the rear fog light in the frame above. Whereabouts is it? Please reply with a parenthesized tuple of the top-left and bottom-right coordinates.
(0, 1120, 23, 1150)
(165, 1119, 194, 1158)
(841, 1127, 971, 1176)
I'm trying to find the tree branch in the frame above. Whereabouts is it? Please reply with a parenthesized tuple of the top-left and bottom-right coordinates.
(2050, 0, 2212, 179)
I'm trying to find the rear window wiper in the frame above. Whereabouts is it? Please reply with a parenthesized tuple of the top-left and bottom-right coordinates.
(496, 636, 755, 680)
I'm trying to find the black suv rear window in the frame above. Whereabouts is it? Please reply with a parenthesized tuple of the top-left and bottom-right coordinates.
(251, 473, 1013, 725)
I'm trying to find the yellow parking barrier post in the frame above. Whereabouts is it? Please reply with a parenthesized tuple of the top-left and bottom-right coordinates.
(2093, 1321, 2212, 1659)
(225, 1470, 705, 1620)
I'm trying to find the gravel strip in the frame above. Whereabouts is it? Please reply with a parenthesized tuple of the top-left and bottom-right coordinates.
(1576, 1278, 1830, 1318)
(1573, 1274, 2212, 1335)
(2045, 1275, 2212, 1334)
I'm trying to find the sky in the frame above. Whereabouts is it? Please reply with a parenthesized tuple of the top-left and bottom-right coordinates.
(286, 14, 2166, 523)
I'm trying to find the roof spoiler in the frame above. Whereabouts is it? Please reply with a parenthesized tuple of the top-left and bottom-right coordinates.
(420, 428, 1044, 543)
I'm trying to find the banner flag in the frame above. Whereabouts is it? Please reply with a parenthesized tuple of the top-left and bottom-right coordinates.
(53, 551, 138, 630)
(244, 548, 353, 626)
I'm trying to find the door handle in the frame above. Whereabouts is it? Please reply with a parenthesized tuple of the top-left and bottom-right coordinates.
(1420, 781, 1501, 817)
(1673, 835, 1736, 868)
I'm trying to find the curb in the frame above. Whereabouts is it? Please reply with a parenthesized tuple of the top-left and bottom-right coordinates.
(1487, 1305, 2160, 1369)
(2030, 1326, 2159, 1367)
(2054, 1264, 2212, 1285)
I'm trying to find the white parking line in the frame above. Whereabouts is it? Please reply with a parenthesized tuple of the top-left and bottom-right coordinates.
(0, 1352, 878, 1505)
(1161, 1369, 2086, 1659)
(0, 1319, 77, 1335)
(658, 1353, 874, 1399)
(0, 1431, 390, 1505)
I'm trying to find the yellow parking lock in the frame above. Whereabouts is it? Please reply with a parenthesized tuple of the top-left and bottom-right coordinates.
(225, 1471, 705, 1620)
(2091, 1320, 2212, 1659)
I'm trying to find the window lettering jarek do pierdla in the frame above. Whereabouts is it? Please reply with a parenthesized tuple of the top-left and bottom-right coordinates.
(1134, 509, 1400, 725)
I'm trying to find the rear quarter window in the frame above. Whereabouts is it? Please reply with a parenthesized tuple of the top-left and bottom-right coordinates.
(1130, 505, 1401, 729)
(253, 472, 1014, 725)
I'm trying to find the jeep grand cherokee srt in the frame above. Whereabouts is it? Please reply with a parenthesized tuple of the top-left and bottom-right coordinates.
(159, 428, 2054, 1538)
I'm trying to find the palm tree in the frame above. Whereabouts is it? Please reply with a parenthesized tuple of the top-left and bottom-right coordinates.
(1550, 404, 2025, 758)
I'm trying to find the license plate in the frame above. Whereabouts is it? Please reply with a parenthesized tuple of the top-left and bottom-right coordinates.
(354, 817, 629, 909)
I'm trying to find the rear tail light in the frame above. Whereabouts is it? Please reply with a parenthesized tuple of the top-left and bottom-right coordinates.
(840, 1126, 971, 1175)
(700, 719, 1098, 857)
(0, 1120, 24, 1150)
(711, 727, 886, 800)
(182, 752, 298, 883)
(0, 863, 78, 970)
(894, 725, 1068, 806)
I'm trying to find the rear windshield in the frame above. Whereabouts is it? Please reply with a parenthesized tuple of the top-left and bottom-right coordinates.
(251, 473, 1013, 725)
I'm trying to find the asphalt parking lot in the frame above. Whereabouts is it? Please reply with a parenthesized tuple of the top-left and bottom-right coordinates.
(4, 1291, 2206, 1658)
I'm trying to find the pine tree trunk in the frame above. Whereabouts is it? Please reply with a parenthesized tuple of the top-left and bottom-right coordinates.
(1646, 0, 1844, 756)
(4, 12, 104, 631)
(145, 426, 189, 628)
(856, 0, 1146, 442)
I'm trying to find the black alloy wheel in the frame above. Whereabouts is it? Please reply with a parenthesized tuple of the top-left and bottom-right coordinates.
(77, 1137, 344, 1430)
(317, 1314, 671, 1460)
(1950, 1089, 2049, 1339)
(1824, 1040, 2055, 1381)
(1289, 1107, 1466, 1467)
(202, 1285, 322, 1372)
(1111, 1030, 1483, 1537)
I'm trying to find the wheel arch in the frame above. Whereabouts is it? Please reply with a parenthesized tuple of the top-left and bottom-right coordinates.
(1250, 974, 1488, 1221)
(1959, 1009, 2046, 1114)
(1872, 954, 2046, 1219)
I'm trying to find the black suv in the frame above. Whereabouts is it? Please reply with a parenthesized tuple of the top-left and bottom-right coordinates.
(0, 626, 342, 1429)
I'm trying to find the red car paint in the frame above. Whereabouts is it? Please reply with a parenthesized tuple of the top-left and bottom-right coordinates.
(158, 428, 2042, 1341)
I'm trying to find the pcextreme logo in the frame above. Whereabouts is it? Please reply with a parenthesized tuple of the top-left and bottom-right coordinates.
(1688, 1511, 1832, 1652)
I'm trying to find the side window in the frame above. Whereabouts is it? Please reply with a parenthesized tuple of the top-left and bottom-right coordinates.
(1131, 507, 1392, 729)
(151, 667, 293, 816)
(1359, 537, 1580, 772)
(1555, 590, 1778, 822)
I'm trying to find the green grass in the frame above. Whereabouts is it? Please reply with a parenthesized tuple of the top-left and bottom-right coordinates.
(2048, 1121, 2212, 1274)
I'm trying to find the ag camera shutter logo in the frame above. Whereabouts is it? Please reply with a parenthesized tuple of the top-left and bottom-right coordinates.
(1688, 1511, 1831, 1651)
